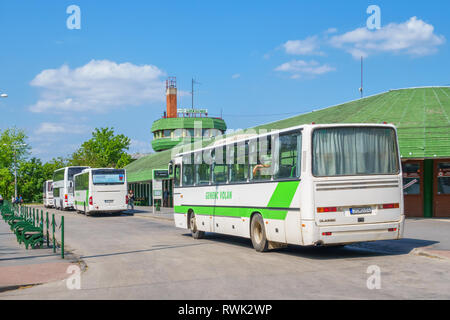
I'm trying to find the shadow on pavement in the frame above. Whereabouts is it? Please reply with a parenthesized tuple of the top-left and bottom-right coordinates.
(79, 242, 207, 260)
(182, 233, 439, 260)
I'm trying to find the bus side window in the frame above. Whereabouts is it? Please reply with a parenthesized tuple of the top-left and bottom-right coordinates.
(230, 142, 249, 183)
(182, 154, 195, 186)
(213, 146, 228, 184)
(252, 135, 273, 181)
(274, 131, 302, 180)
(174, 165, 181, 187)
(195, 151, 211, 185)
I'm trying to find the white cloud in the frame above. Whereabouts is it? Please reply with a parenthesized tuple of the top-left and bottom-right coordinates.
(129, 138, 153, 154)
(29, 59, 167, 113)
(330, 16, 445, 58)
(275, 60, 335, 79)
(324, 28, 338, 34)
(231, 73, 241, 79)
(35, 122, 88, 135)
(282, 36, 322, 55)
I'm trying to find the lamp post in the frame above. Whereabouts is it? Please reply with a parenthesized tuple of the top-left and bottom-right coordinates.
(2, 143, 27, 199)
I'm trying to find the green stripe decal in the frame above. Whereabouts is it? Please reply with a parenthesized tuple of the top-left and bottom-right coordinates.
(267, 180, 300, 208)
(175, 180, 300, 220)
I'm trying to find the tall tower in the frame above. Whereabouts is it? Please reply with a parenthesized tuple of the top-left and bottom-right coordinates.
(151, 77, 227, 152)
(166, 77, 177, 118)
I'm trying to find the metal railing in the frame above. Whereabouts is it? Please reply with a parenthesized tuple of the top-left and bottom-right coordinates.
(0, 201, 65, 259)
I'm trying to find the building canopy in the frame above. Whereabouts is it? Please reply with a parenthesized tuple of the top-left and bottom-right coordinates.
(126, 87, 450, 183)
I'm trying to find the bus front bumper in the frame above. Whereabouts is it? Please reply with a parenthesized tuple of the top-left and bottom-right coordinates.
(313, 216, 405, 246)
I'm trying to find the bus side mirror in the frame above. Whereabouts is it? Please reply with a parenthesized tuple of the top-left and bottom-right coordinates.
(168, 161, 173, 175)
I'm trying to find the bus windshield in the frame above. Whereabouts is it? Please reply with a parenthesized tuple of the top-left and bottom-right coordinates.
(312, 127, 399, 177)
(68, 167, 88, 180)
(92, 169, 125, 185)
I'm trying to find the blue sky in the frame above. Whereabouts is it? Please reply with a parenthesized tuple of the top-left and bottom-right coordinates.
(0, 0, 449, 161)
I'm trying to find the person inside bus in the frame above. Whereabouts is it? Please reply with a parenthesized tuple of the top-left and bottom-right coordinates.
(252, 154, 273, 180)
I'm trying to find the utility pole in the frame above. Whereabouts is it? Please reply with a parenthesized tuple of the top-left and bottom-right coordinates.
(14, 149, 17, 198)
(359, 56, 364, 99)
(3, 143, 27, 199)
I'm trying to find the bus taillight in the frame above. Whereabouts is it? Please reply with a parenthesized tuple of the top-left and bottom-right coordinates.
(317, 207, 337, 213)
(381, 203, 399, 209)
(64, 194, 68, 202)
(89, 196, 93, 205)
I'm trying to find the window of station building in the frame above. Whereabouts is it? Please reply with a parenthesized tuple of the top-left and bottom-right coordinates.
(402, 163, 421, 195)
(203, 129, 222, 138)
(273, 131, 302, 180)
(229, 142, 249, 183)
(163, 129, 172, 137)
(185, 129, 195, 138)
(212, 146, 227, 184)
(195, 151, 211, 185)
(173, 129, 183, 138)
(437, 162, 450, 195)
(182, 154, 195, 186)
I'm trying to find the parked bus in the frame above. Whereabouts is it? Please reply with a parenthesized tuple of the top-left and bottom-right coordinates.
(43, 180, 54, 208)
(74, 168, 127, 215)
(169, 124, 405, 252)
(53, 166, 89, 210)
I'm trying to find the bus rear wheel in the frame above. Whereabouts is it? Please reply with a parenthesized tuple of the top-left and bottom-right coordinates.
(189, 212, 204, 239)
(251, 214, 268, 252)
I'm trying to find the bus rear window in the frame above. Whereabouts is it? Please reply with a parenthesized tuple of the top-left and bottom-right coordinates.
(92, 170, 126, 185)
(312, 127, 399, 177)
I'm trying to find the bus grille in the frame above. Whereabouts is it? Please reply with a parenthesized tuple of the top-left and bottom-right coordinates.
(315, 179, 399, 191)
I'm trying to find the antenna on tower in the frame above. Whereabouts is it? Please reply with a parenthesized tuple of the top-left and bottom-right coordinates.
(191, 78, 201, 109)
(359, 56, 363, 99)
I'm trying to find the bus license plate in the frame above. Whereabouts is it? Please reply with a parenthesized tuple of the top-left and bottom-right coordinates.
(104, 200, 113, 204)
(350, 207, 372, 215)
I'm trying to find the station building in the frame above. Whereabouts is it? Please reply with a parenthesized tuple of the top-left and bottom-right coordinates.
(126, 77, 227, 207)
(126, 86, 450, 217)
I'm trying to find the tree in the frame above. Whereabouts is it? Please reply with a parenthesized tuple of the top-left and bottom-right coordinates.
(0, 127, 30, 200)
(43, 157, 68, 181)
(69, 127, 131, 168)
(18, 157, 45, 203)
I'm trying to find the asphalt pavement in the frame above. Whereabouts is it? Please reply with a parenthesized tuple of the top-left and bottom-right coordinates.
(0, 205, 449, 299)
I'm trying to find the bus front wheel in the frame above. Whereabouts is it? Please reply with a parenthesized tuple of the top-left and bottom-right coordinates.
(251, 214, 268, 252)
(189, 212, 204, 239)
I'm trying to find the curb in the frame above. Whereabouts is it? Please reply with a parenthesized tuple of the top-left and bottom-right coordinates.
(411, 246, 450, 260)
(133, 213, 174, 222)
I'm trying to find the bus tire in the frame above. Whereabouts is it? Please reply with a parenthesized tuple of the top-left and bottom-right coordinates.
(250, 213, 269, 252)
(189, 212, 204, 239)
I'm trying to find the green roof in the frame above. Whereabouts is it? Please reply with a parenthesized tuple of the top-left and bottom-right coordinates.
(126, 87, 450, 183)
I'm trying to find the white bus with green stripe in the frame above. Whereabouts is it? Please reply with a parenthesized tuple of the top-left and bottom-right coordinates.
(169, 124, 405, 252)
(73, 168, 127, 215)
(53, 166, 89, 210)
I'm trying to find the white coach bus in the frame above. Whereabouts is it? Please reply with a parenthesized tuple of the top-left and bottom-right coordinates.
(74, 168, 127, 215)
(53, 166, 89, 210)
(169, 124, 405, 252)
(43, 180, 54, 208)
